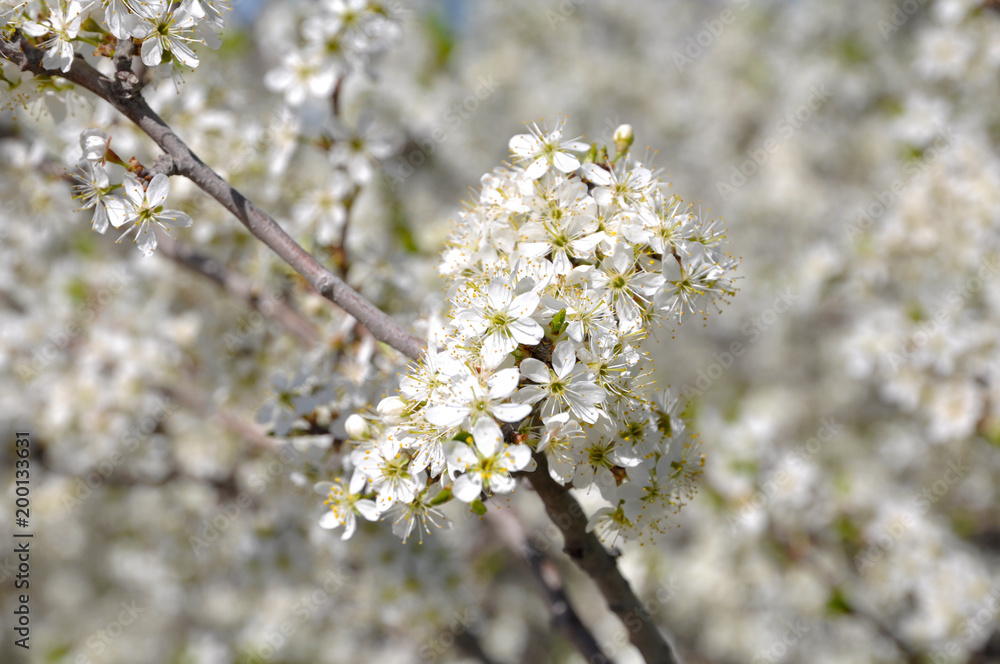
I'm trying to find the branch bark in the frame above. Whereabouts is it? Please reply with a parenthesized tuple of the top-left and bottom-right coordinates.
(0, 35, 424, 360)
(485, 505, 613, 662)
(525, 453, 679, 664)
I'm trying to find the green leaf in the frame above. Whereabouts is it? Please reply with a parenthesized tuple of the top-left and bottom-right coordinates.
(451, 431, 474, 445)
(471, 499, 487, 516)
(825, 587, 852, 616)
(429, 488, 452, 506)
(549, 308, 567, 337)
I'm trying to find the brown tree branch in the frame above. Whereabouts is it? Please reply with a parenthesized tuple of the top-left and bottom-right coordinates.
(525, 453, 679, 664)
(485, 504, 613, 663)
(0, 35, 425, 360)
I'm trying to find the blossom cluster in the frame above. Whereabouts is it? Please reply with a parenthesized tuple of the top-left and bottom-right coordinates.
(264, 0, 403, 107)
(71, 128, 192, 256)
(317, 120, 738, 544)
(3, 0, 226, 74)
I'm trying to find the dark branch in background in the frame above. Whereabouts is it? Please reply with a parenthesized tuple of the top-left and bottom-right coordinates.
(155, 240, 321, 347)
(0, 126, 321, 349)
(486, 505, 613, 663)
(0, 35, 680, 664)
(0, 34, 425, 360)
(163, 382, 282, 451)
(525, 453, 679, 664)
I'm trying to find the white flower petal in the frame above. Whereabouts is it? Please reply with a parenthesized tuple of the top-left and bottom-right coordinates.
(487, 278, 513, 310)
(492, 402, 532, 423)
(425, 405, 468, 429)
(508, 317, 543, 346)
(488, 368, 521, 399)
(145, 174, 170, 207)
(552, 151, 581, 173)
(123, 174, 144, 207)
(472, 418, 502, 456)
(524, 157, 549, 179)
(520, 358, 551, 384)
(581, 162, 612, 186)
(319, 511, 342, 530)
(453, 474, 483, 503)
(355, 499, 381, 522)
(593, 188, 613, 207)
(136, 223, 157, 257)
(159, 210, 193, 228)
(141, 36, 164, 66)
(168, 38, 199, 68)
(509, 133, 540, 157)
(611, 242, 633, 274)
(490, 474, 516, 494)
(562, 140, 591, 152)
(503, 444, 533, 471)
(508, 290, 540, 319)
(552, 340, 577, 379)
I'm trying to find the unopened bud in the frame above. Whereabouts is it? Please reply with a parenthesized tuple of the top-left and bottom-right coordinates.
(376, 396, 406, 421)
(80, 128, 110, 162)
(345, 414, 370, 439)
(613, 124, 634, 156)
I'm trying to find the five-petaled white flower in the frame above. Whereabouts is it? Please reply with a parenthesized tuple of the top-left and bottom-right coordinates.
(517, 340, 607, 423)
(115, 173, 193, 257)
(132, 1, 203, 68)
(316, 480, 379, 540)
(455, 277, 544, 367)
(509, 120, 590, 180)
(590, 243, 666, 333)
(425, 367, 532, 429)
(446, 418, 533, 502)
(21, 1, 83, 73)
(71, 162, 130, 234)
(350, 436, 424, 513)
